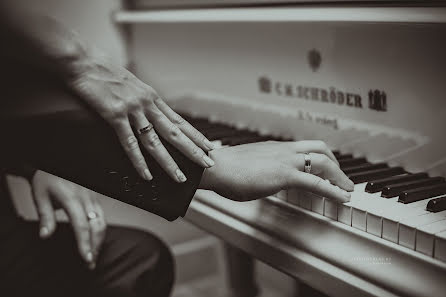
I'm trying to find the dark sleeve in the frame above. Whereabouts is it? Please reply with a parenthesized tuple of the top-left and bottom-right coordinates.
(1, 162, 37, 181)
(0, 103, 204, 222)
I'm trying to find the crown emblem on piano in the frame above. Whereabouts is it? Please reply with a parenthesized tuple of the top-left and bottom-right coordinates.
(368, 89, 387, 112)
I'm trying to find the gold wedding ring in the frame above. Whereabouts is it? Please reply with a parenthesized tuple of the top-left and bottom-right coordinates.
(138, 123, 154, 135)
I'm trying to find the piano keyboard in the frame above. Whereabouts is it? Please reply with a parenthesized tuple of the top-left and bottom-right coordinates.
(186, 115, 446, 263)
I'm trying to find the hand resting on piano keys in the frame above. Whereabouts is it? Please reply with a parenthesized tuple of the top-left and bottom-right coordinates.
(199, 140, 354, 203)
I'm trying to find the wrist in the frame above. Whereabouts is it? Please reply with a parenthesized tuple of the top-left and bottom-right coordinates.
(198, 167, 213, 191)
(198, 151, 217, 191)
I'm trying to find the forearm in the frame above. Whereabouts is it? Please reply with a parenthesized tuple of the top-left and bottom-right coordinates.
(0, 2, 88, 81)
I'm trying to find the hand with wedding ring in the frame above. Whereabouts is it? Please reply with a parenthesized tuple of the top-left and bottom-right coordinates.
(199, 140, 354, 203)
(69, 54, 215, 183)
(30, 170, 106, 270)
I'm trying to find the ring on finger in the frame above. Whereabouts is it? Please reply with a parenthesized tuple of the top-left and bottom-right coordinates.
(304, 153, 312, 174)
(137, 123, 154, 135)
(87, 211, 99, 221)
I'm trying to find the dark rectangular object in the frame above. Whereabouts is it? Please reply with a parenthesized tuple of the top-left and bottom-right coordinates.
(381, 177, 445, 198)
(1, 108, 204, 222)
(343, 163, 387, 175)
(365, 172, 428, 193)
(399, 183, 446, 204)
(426, 196, 446, 212)
(348, 167, 405, 184)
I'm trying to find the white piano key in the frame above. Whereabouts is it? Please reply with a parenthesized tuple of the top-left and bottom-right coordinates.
(434, 230, 446, 262)
(382, 206, 429, 243)
(399, 210, 446, 250)
(338, 183, 369, 226)
(338, 202, 352, 226)
(287, 189, 300, 206)
(416, 219, 446, 256)
(323, 199, 338, 220)
(350, 185, 383, 232)
(381, 197, 440, 243)
(311, 194, 325, 215)
(367, 212, 383, 237)
(299, 192, 312, 210)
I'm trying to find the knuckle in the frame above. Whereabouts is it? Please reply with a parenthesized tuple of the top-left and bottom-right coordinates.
(126, 100, 140, 113)
(319, 154, 330, 164)
(191, 147, 200, 157)
(312, 178, 323, 190)
(110, 101, 127, 118)
(125, 135, 139, 151)
(144, 87, 159, 103)
(169, 125, 181, 138)
(39, 212, 51, 221)
(135, 157, 147, 168)
(97, 221, 107, 232)
(146, 132, 161, 147)
(77, 222, 89, 233)
(172, 114, 185, 125)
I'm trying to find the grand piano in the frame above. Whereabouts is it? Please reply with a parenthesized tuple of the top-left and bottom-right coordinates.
(114, 1, 445, 296)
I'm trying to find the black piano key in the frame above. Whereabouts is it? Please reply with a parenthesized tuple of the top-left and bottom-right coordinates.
(365, 172, 429, 193)
(186, 118, 227, 131)
(348, 167, 405, 184)
(333, 150, 341, 158)
(381, 177, 445, 198)
(227, 134, 273, 145)
(336, 153, 353, 161)
(220, 131, 258, 145)
(204, 127, 238, 140)
(343, 163, 388, 175)
(339, 157, 368, 169)
(398, 183, 446, 204)
(426, 195, 446, 212)
(185, 117, 212, 127)
(237, 135, 273, 145)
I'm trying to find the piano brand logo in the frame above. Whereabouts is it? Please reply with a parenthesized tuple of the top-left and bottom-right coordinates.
(368, 89, 387, 112)
(308, 49, 321, 72)
(257, 76, 388, 113)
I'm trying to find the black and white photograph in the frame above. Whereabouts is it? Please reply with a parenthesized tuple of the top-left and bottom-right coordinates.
(1, 1, 445, 296)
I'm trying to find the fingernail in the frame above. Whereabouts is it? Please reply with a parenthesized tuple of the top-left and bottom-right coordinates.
(40, 226, 49, 238)
(86, 251, 94, 263)
(348, 179, 355, 190)
(203, 155, 215, 167)
(204, 139, 214, 151)
(343, 190, 351, 200)
(176, 169, 187, 182)
(144, 169, 153, 181)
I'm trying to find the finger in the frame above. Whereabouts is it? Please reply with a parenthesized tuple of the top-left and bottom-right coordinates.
(139, 123, 187, 183)
(83, 197, 106, 270)
(289, 171, 351, 204)
(154, 98, 214, 151)
(56, 195, 93, 265)
(293, 140, 339, 166)
(113, 118, 153, 181)
(295, 153, 354, 191)
(140, 104, 214, 169)
(31, 187, 56, 238)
